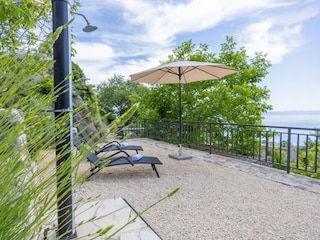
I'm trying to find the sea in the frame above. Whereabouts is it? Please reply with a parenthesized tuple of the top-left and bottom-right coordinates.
(263, 111, 320, 129)
(262, 111, 320, 147)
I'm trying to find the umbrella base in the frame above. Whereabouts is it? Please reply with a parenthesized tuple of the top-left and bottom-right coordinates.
(168, 152, 192, 160)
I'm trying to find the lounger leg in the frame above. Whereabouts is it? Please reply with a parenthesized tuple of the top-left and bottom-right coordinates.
(87, 167, 101, 180)
(87, 162, 105, 180)
(151, 164, 160, 178)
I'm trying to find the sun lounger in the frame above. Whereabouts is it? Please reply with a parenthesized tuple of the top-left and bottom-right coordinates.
(73, 136, 162, 178)
(77, 127, 143, 154)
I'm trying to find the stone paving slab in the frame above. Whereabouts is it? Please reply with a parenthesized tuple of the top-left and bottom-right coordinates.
(76, 198, 161, 240)
(44, 198, 161, 240)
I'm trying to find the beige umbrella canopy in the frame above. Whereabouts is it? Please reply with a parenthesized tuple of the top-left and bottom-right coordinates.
(130, 60, 238, 159)
(130, 60, 238, 84)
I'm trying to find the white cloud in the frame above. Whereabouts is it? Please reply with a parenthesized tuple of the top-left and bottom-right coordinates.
(238, 20, 303, 63)
(72, 39, 171, 84)
(106, 0, 293, 43)
(75, 0, 319, 85)
(73, 42, 114, 61)
(93, 48, 172, 84)
(72, 42, 115, 83)
(237, 6, 318, 63)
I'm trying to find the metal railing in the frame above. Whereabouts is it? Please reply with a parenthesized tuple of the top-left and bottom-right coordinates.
(128, 119, 320, 176)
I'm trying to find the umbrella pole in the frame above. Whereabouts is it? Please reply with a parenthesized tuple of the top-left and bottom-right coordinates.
(179, 76, 182, 156)
(168, 68, 192, 160)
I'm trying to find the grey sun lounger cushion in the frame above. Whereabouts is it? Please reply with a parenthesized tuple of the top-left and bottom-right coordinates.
(77, 127, 143, 154)
(73, 136, 162, 178)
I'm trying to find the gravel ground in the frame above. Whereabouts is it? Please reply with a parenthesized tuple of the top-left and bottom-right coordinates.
(74, 138, 320, 240)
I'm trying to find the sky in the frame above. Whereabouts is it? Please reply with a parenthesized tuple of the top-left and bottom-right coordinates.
(71, 0, 320, 112)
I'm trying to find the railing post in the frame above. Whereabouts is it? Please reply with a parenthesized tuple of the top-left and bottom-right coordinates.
(287, 128, 291, 173)
(315, 136, 319, 173)
(209, 123, 212, 154)
(265, 130, 269, 162)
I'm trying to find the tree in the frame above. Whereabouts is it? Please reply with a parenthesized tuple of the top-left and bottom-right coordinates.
(145, 84, 178, 119)
(0, 0, 52, 52)
(72, 62, 100, 117)
(96, 74, 154, 122)
(148, 37, 272, 124)
(128, 84, 160, 119)
(0, 0, 81, 53)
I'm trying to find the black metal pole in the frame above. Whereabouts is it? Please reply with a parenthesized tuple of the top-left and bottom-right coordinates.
(52, 0, 76, 238)
(287, 128, 291, 174)
(179, 67, 182, 155)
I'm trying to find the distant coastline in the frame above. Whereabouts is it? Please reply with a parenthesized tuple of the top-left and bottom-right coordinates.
(263, 110, 320, 128)
(265, 110, 320, 115)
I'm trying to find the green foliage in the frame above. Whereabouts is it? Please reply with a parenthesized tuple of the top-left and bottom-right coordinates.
(0, 2, 84, 238)
(146, 84, 178, 119)
(272, 133, 320, 179)
(0, 42, 83, 239)
(72, 62, 100, 117)
(0, 0, 81, 53)
(294, 136, 320, 173)
(96, 74, 156, 122)
(33, 75, 54, 95)
(129, 84, 160, 119)
(0, 0, 52, 52)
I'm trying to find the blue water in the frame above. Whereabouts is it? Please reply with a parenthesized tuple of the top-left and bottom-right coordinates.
(263, 111, 320, 129)
(262, 111, 320, 146)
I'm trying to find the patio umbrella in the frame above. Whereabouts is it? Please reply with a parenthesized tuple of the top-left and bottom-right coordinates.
(130, 60, 238, 159)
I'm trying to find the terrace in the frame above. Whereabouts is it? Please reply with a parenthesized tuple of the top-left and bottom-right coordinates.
(69, 137, 320, 239)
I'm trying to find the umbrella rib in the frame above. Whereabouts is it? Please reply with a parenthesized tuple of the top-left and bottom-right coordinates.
(193, 66, 219, 79)
(161, 68, 180, 76)
(150, 68, 179, 84)
(183, 65, 233, 79)
(151, 69, 168, 84)
(132, 69, 169, 84)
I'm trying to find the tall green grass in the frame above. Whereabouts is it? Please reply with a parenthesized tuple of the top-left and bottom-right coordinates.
(0, 19, 179, 239)
(0, 24, 85, 238)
